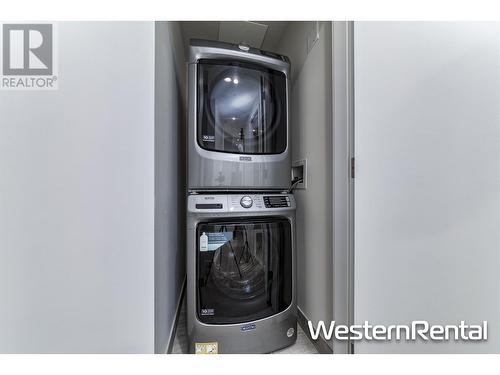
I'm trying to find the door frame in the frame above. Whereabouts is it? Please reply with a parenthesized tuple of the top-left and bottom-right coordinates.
(331, 21, 355, 354)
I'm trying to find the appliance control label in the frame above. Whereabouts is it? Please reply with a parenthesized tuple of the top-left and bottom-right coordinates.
(195, 342, 218, 354)
(200, 232, 233, 252)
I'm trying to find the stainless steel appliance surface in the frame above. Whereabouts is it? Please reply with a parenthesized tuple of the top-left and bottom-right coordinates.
(188, 39, 291, 192)
(187, 193, 297, 354)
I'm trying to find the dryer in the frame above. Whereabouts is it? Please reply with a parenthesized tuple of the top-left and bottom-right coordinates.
(186, 193, 297, 354)
(188, 39, 291, 192)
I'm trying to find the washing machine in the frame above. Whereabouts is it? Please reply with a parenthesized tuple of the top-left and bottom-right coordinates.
(186, 193, 297, 354)
(187, 39, 291, 192)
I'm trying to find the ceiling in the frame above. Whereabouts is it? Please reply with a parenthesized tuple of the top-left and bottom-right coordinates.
(179, 21, 290, 56)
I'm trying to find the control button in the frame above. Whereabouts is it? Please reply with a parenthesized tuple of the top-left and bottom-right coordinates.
(240, 196, 253, 208)
(238, 43, 250, 51)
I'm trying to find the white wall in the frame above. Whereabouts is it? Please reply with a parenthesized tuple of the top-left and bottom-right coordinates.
(0, 22, 184, 353)
(277, 22, 334, 349)
(154, 21, 186, 354)
(354, 22, 500, 353)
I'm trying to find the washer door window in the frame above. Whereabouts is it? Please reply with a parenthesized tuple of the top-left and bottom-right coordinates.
(197, 59, 287, 155)
(197, 218, 292, 324)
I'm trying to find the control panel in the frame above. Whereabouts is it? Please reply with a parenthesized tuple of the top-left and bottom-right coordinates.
(228, 195, 265, 211)
(188, 194, 295, 213)
(263, 195, 291, 208)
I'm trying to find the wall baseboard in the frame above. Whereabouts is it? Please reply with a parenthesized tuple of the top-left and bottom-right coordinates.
(297, 307, 333, 354)
(166, 276, 186, 354)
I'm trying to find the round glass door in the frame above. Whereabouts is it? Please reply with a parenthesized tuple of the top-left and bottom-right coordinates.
(197, 59, 287, 155)
(196, 218, 292, 324)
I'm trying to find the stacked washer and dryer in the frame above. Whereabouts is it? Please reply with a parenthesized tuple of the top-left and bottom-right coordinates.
(186, 39, 297, 354)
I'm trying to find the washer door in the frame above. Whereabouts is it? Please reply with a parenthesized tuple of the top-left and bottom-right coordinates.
(197, 59, 287, 155)
(196, 217, 292, 324)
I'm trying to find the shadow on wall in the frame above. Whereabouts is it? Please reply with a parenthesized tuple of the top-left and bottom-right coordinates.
(154, 21, 187, 354)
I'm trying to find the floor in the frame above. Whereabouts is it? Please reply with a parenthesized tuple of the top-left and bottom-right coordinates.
(170, 294, 318, 354)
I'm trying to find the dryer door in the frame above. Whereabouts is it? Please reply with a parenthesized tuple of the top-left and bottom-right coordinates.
(197, 59, 287, 155)
(196, 217, 292, 324)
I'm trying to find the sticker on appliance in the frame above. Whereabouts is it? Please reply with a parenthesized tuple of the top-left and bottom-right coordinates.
(199, 232, 233, 252)
(202, 135, 215, 142)
(200, 308, 214, 316)
(195, 342, 218, 354)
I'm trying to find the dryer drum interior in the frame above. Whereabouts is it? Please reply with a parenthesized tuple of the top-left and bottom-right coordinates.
(197, 218, 292, 325)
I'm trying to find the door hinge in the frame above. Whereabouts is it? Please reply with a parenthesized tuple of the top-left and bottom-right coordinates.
(350, 157, 355, 179)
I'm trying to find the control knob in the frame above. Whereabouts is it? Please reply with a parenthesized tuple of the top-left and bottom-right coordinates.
(240, 196, 253, 208)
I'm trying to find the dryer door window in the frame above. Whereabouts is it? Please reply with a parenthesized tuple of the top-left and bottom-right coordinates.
(196, 217, 292, 324)
(197, 59, 287, 155)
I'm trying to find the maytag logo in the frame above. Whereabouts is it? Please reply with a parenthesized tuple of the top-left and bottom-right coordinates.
(241, 323, 256, 332)
(239, 156, 252, 161)
(1, 23, 58, 90)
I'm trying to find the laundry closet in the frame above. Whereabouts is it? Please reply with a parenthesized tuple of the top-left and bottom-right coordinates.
(174, 21, 336, 354)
